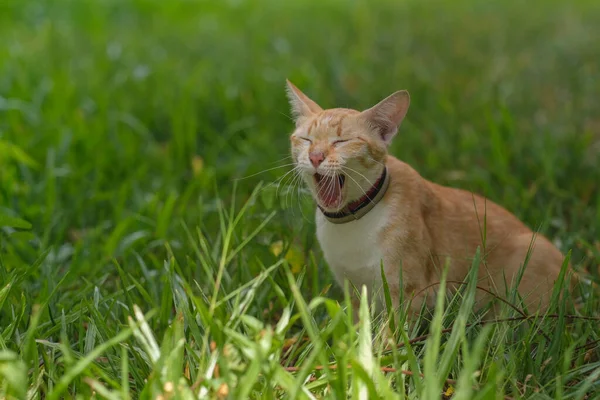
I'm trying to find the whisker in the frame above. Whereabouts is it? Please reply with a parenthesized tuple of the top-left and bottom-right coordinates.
(322, 171, 336, 202)
(321, 174, 331, 203)
(341, 167, 375, 205)
(291, 170, 311, 218)
(363, 155, 386, 168)
(266, 165, 299, 188)
(235, 163, 297, 181)
(267, 155, 293, 165)
(276, 166, 301, 199)
(286, 170, 302, 209)
(328, 171, 340, 204)
(286, 171, 298, 212)
(259, 165, 300, 200)
(291, 171, 307, 215)
(340, 164, 376, 188)
(296, 181, 305, 220)
(284, 170, 311, 223)
(279, 111, 294, 122)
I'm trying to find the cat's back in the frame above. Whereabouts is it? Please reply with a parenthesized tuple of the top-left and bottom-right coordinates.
(385, 155, 531, 235)
(425, 178, 532, 238)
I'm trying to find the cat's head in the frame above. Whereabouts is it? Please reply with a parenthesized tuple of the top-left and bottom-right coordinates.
(286, 80, 410, 212)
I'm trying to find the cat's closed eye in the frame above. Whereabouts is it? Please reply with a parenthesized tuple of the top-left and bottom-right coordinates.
(298, 137, 312, 143)
(332, 139, 351, 146)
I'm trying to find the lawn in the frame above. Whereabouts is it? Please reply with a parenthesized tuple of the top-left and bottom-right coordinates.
(1, 0, 599, 398)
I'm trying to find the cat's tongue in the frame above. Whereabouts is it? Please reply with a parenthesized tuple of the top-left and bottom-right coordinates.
(315, 173, 345, 208)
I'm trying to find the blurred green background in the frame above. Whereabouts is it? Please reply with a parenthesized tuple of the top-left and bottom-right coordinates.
(0, 0, 599, 396)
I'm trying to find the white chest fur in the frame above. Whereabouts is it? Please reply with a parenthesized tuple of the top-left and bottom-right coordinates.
(315, 203, 389, 296)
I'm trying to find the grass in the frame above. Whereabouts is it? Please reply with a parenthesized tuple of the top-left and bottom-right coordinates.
(1, 0, 599, 398)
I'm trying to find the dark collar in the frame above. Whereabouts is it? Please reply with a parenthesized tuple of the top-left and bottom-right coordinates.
(318, 167, 390, 224)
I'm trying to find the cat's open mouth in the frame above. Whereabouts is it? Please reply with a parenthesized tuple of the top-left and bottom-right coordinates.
(314, 173, 346, 209)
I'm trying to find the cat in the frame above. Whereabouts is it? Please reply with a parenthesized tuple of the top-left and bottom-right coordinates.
(285, 79, 572, 321)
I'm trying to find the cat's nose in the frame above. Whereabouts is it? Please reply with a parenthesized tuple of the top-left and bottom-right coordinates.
(309, 151, 325, 168)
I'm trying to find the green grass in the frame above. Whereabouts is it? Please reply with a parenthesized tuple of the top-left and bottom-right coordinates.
(1, 0, 600, 398)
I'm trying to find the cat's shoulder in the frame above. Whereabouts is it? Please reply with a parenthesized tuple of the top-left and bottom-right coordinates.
(385, 154, 425, 185)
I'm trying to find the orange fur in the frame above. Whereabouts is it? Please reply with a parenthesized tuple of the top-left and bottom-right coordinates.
(285, 80, 572, 318)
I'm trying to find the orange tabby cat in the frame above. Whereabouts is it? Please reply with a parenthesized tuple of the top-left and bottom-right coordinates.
(286, 79, 570, 318)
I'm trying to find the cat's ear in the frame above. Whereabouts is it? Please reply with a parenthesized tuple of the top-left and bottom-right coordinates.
(361, 90, 410, 145)
(286, 79, 323, 124)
